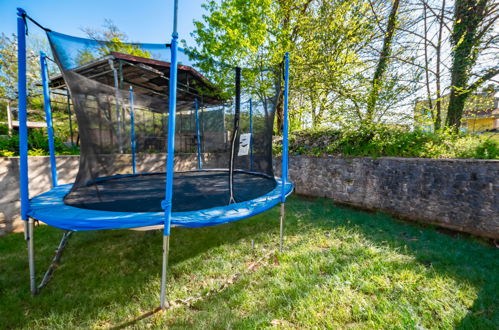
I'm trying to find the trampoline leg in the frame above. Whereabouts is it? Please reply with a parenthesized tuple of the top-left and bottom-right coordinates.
(280, 203, 285, 252)
(24, 220, 28, 241)
(160, 235, 170, 310)
(38, 231, 73, 292)
(27, 218, 37, 295)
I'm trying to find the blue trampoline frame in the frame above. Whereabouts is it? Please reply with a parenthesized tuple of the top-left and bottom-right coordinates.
(17, 2, 292, 309)
(28, 178, 293, 231)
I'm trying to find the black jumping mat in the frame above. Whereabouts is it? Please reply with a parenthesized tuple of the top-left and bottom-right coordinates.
(64, 170, 276, 213)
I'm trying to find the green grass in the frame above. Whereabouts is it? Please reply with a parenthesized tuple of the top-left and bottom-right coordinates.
(1, 196, 497, 328)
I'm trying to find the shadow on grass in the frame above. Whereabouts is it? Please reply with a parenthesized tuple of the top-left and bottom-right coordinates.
(0, 196, 497, 328)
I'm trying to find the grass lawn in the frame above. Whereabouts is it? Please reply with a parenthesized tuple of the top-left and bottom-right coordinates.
(0, 196, 497, 328)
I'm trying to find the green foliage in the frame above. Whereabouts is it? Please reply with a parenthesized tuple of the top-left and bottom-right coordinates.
(0, 129, 79, 157)
(277, 125, 498, 159)
(0, 134, 18, 157)
(0, 123, 9, 135)
(77, 20, 151, 66)
(191, 0, 421, 130)
(186, 0, 279, 101)
(291, 0, 379, 128)
(100, 37, 150, 58)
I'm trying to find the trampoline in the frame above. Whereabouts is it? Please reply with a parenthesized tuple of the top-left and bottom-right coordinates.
(64, 171, 278, 213)
(16, 2, 292, 309)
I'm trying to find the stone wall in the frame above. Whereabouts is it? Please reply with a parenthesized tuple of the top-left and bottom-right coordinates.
(0, 153, 228, 235)
(1, 156, 79, 235)
(2, 155, 498, 238)
(275, 156, 499, 239)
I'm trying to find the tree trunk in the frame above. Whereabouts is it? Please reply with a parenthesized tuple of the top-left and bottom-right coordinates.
(276, 88, 284, 133)
(275, 0, 312, 133)
(310, 95, 318, 128)
(434, 0, 445, 131)
(6, 102, 13, 135)
(365, 0, 400, 124)
(446, 0, 489, 131)
(423, 4, 433, 125)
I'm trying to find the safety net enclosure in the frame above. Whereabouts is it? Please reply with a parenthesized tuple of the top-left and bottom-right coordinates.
(27, 29, 292, 227)
(17, 4, 292, 307)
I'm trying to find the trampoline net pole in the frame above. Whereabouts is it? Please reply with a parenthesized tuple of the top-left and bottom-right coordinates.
(66, 92, 74, 146)
(40, 51, 58, 188)
(18, 8, 33, 292)
(249, 98, 253, 171)
(160, 235, 170, 309)
(129, 86, 136, 174)
(279, 53, 290, 253)
(17, 8, 29, 223)
(281, 52, 290, 203)
(161, 0, 179, 309)
(195, 97, 202, 169)
(108, 59, 123, 153)
(229, 67, 241, 204)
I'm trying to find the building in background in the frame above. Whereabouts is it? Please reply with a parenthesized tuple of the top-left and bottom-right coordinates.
(414, 87, 499, 133)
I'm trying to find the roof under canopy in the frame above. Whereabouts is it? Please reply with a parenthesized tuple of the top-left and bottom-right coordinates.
(49, 51, 224, 107)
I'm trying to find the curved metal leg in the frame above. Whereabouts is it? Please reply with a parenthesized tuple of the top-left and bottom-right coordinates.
(38, 231, 73, 291)
(26, 225, 73, 295)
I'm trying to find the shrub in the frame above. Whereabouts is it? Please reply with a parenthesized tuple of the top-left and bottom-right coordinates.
(0, 123, 9, 135)
(275, 125, 498, 159)
(0, 129, 79, 157)
(0, 150, 15, 157)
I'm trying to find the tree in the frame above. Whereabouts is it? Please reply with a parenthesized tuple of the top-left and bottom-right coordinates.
(383, 0, 498, 132)
(341, 0, 421, 127)
(433, 0, 447, 130)
(186, 0, 322, 132)
(184, 0, 274, 94)
(188, 0, 392, 131)
(403, 0, 452, 131)
(365, 0, 401, 124)
(418, 0, 448, 131)
(0, 33, 42, 103)
(292, 0, 378, 127)
(446, 0, 499, 131)
(78, 20, 150, 65)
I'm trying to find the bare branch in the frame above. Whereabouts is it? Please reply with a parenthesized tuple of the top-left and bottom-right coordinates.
(419, 0, 452, 33)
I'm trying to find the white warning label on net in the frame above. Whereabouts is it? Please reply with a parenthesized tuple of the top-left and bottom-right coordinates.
(238, 133, 251, 156)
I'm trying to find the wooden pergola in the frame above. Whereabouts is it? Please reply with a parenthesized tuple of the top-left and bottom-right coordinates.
(48, 51, 224, 109)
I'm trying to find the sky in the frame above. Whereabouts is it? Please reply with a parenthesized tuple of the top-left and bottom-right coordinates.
(0, 0, 206, 46)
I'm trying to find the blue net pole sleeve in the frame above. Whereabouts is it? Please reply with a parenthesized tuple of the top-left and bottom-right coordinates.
(129, 86, 136, 174)
(195, 97, 202, 169)
(17, 8, 29, 221)
(163, 33, 179, 236)
(249, 98, 253, 171)
(281, 52, 290, 203)
(40, 51, 58, 188)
